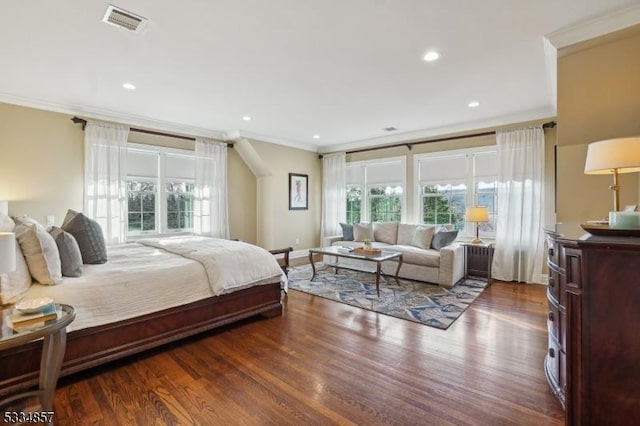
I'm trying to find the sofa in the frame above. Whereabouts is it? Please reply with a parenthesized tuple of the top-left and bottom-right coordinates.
(323, 222, 464, 288)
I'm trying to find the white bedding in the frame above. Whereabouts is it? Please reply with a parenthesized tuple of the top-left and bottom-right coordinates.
(22, 238, 285, 333)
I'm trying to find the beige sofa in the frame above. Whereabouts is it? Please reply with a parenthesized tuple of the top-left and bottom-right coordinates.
(323, 222, 464, 288)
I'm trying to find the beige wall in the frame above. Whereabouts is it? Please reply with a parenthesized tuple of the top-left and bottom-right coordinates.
(0, 102, 84, 224)
(557, 25, 640, 221)
(0, 102, 260, 244)
(249, 139, 322, 250)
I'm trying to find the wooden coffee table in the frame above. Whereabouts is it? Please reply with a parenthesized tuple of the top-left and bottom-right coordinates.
(308, 246, 403, 296)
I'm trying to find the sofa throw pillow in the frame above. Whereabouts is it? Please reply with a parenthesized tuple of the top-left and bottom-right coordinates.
(352, 222, 373, 242)
(49, 226, 83, 277)
(373, 222, 399, 245)
(339, 223, 354, 241)
(14, 223, 62, 285)
(0, 214, 32, 304)
(410, 226, 436, 249)
(61, 209, 107, 264)
(431, 230, 459, 250)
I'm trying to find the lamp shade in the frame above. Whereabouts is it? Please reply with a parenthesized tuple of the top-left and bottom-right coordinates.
(465, 206, 489, 222)
(0, 232, 16, 274)
(584, 137, 640, 175)
(0, 200, 7, 215)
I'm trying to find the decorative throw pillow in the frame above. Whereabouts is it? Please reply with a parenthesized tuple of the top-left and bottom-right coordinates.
(411, 226, 436, 249)
(339, 223, 354, 241)
(373, 222, 399, 245)
(14, 223, 62, 285)
(0, 214, 32, 303)
(431, 230, 459, 250)
(49, 226, 83, 277)
(352, 222, 373, 242)
(61, 209, 107, 264)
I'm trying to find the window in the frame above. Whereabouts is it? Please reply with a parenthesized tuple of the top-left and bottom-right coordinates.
(127, 145, 195, 236)
(415, 148, 497, 238)
(345, 157, 406, 223)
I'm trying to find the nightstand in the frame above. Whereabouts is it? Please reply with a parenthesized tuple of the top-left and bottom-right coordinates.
(0, 304, 75, 423)
(461, 242, 494, 284)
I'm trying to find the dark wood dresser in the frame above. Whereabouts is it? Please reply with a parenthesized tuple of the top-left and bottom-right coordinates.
(545, 224, 640, 425)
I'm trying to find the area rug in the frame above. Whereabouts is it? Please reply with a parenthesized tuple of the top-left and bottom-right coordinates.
(287, 264, 489, 330)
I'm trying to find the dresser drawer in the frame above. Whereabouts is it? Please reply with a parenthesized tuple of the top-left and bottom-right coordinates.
(545, 335, 561, 387)
(547, 302, 560, 341)
(547, 237, 559, 268)
(548, 271, 560, 303)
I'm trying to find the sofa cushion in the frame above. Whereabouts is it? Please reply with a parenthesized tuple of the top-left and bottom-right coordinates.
(353, 222, 373, 242)
(431, 230, 459, 250)
(411, 226, 436, 249)
(390, 245, 440, 267)
(339, 223, 354, 241)
(373, 222, 398, 245)
(62, 210, 107, 264)
(397, 224, 418, 245)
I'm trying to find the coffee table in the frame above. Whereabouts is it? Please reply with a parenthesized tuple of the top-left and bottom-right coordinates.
(308, 246, 403, 296)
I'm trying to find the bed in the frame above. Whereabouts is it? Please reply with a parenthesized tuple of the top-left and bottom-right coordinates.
(0, 235, 289, 395)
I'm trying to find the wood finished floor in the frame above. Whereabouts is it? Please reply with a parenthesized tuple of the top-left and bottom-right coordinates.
(49, 281, 565, 425)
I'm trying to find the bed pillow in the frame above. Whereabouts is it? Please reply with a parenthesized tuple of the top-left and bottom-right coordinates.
(61, 209, 107, 264)
(352, 222, 373, 242)
(339, 223, 354, 241)
(431, 230, 459, 250)
(0, 214, 32, 304)
(411, 226, 436, 249)
(49, 226, 83, 277)
(14, 222, 62, 285)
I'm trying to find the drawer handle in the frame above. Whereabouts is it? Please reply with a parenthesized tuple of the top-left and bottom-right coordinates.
(549, 348, 556, 358)
(548, 311, 554, 321)
(548, 247, 554, 257)
(549, 277, 555, 288)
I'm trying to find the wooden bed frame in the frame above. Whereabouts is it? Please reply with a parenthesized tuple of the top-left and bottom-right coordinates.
(0, 248, 292, 396)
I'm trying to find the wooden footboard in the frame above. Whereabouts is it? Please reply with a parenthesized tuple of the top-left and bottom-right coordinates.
(0, 282, 282, 396)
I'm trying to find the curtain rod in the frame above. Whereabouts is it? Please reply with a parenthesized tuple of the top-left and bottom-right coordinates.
(318, 121, 557, 159)
(71, 117, 234, 147)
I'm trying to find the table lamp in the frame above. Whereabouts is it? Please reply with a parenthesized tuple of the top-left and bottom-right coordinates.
(584, 137, 640, 212)
(0, 232, 16, 274)
(465, 206, 489, 244)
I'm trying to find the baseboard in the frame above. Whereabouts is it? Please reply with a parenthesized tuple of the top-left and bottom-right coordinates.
(290, 249, 309, 259)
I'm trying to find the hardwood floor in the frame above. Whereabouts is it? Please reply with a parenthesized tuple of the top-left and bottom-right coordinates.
(49, 281, 564, 425)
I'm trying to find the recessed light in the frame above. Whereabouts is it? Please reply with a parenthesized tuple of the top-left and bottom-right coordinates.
(242, 116, 251, 121)
(468, 101, 480, 108)
(313, 135, 320, 139)
(122, 82, 136, 90)
(423, 51, 440, 62)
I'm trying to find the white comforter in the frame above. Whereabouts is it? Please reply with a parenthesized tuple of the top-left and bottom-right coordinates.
(137, 236, 286, 295)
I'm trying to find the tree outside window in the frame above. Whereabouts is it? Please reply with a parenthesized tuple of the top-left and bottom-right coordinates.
(369, 185, 402, 222)
(476, 180, 497, 233)
(166, 181, 195, 230)
(346, 186, 362, 224)
(127, 180, 157, 232)
(422, 184, 466, 230)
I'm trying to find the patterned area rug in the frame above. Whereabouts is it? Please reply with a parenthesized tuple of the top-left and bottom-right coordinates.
(287, 264, 489, 330)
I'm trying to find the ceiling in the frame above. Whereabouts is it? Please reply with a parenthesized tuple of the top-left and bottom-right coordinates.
(1, 1, 639, 153)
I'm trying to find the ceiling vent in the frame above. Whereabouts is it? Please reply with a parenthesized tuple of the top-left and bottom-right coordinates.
(382, 127, 398, 132)
(102, 5, 147, 32)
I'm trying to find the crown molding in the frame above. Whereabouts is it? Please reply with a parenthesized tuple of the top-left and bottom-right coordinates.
(319, 107, 556, 154)
(0, 93, 227, 140)
(545, 3, 640, 49)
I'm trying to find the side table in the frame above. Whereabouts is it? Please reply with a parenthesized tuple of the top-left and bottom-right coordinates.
(0, 303, 75, 423)
(461, 242, 494, 284)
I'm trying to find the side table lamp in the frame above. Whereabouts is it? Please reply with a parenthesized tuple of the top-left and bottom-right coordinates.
(465, 206, 489, 244)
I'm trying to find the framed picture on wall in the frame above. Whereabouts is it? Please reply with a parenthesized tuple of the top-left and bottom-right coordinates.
(289, 173, 308, 210)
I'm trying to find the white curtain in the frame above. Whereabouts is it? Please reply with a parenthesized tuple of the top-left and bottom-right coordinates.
(493, 126, 545, 283)
(84, 120, 129, 245)
(321, 152, 346, 238)
(194, 138, 229, 239)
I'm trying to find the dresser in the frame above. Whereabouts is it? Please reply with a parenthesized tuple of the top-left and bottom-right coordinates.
(545, 224, 640, 425)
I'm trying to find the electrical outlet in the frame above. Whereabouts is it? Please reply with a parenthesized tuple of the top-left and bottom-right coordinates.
(295, 238, 300, 245)
(46, 215, 55, 227)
